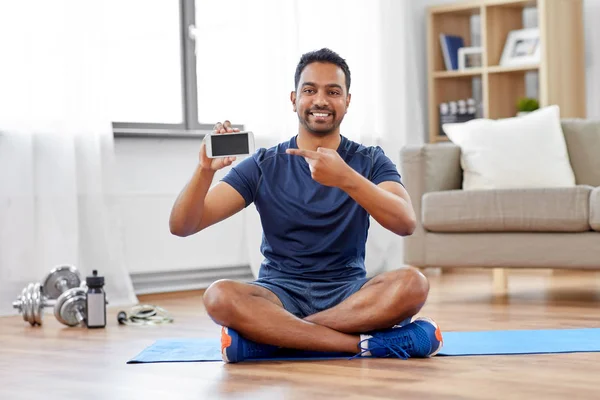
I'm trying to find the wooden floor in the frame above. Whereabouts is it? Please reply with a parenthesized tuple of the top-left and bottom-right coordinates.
(2, 268, 600, 399)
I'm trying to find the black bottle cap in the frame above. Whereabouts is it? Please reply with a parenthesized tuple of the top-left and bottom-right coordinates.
(86, 270, 105, 288)
(117, 311, 127, 325)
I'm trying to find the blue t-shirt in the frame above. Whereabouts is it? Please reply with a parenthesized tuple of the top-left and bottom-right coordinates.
(221, 135, 402, 281)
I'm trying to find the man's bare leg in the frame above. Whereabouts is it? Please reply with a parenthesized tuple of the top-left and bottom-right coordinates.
(203, 280, 360, 353)
(304, 266, 429, 333)
(203, 266, 429, 353)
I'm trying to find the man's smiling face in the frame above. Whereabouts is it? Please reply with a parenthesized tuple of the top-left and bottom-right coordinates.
(291, 62, 351, 136)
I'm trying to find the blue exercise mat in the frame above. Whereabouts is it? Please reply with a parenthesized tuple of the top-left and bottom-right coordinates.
(127, 328, 600, 364)
(127, 338, 351, 363)
(128, 338, 222, 363)
(439, 328, 600, 356)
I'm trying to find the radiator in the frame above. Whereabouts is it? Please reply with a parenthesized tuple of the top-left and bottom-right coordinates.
(130, 265, 254, 295)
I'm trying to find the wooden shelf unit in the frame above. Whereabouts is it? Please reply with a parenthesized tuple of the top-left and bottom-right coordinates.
(427, 0, 586, 143)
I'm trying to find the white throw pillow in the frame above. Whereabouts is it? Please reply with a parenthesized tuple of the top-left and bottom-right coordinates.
(442, 105, 576, 190)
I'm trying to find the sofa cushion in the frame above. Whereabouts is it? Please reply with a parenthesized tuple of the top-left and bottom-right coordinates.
(591, 187, 600, 232)
(442, 106, 576, 190)
(422, 186, 593, 233)
(561, 120, 600, 187)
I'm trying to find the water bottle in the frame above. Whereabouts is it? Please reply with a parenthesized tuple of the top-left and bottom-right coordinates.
(85, 270, 106, 328)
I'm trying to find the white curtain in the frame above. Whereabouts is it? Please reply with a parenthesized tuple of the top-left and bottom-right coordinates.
(0, 1, 137, 316)
(197, 0, 425, 278)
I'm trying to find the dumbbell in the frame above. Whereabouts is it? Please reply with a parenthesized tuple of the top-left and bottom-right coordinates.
(45, 265, 87, 327)
(12, 283, 87, 327)
(12, 265, 84, 326)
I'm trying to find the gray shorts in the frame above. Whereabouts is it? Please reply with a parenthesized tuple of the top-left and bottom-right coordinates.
(251, 276, 371, 318)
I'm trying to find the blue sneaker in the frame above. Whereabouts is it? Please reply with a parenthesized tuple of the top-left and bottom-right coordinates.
(358, 317, 443, 359)
(221, 326, 279, 363)
(394, 316, 413, 328)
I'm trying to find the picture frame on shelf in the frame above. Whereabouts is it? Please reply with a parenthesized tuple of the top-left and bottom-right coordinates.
(458, 47, 483, 70)
(499, 28, 541, 67)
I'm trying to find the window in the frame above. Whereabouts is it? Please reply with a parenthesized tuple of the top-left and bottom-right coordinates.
(109, 0, 377, 137)
(110, 0, 291, 136)
(111, 0, 220, 135)
(105, 0, 183, 125)
(194, 0, 250, 126)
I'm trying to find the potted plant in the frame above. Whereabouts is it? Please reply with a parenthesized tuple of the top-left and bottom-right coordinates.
(516, 97, 539, 117)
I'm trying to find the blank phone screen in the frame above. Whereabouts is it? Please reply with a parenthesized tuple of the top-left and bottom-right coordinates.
(211, 133, 249, 156)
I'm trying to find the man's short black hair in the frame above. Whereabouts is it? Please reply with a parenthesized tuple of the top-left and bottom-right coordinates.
(294, 48, 351, 92)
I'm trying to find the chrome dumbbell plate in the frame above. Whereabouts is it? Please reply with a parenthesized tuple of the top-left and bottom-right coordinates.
(31, 282, 44, 325)
(54, 287, 87, 327)
(12, 283, 47, 326)
(42, 265, 82, 300)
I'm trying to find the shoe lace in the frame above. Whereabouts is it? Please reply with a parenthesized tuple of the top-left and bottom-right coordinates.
(353, 331, 414, 360)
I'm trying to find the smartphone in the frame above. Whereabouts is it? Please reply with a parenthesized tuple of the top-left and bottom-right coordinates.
(205, 131, 255, 158)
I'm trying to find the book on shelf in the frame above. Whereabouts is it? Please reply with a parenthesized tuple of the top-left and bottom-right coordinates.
(439, 34, 464, 71)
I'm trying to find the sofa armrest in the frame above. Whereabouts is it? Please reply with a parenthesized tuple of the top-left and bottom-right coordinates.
(400, 142, 462, 266)
(401, 142, 462, 194)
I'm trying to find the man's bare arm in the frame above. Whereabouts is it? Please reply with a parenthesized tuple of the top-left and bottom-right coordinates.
(198, 181, 246, 231)
(169, 169, 245, 237)
(342, 175, 416, 236)
(169, 120, 245, 237)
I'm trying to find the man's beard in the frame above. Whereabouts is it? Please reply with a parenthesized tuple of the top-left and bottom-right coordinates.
(298, 109, 342, 136)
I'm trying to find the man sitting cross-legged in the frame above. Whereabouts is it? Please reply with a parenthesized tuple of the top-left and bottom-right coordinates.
(169, 48, 443, 363)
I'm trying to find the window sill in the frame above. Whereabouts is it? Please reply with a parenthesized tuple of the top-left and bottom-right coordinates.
(113, 128, 210, 139)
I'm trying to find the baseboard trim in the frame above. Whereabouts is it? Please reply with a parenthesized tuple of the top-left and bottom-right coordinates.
(130, 265, 254, 295)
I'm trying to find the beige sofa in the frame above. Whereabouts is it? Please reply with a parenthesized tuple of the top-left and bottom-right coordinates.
(401, 119, 600, 282)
